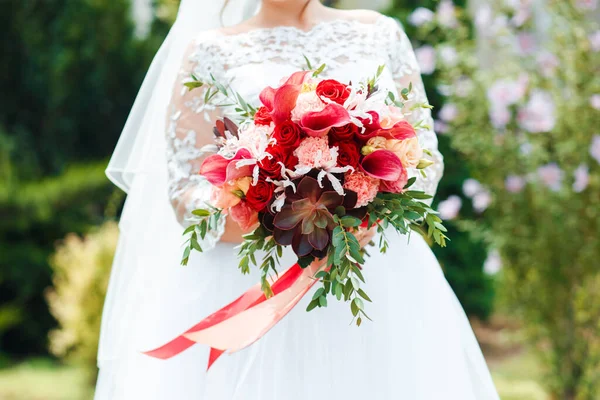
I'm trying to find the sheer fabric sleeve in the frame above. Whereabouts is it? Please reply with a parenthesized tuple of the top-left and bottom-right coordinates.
(165, 38, 225, 247)
(386, 19, 444, 201)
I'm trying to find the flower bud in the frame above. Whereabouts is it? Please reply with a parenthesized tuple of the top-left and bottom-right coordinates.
(417, 158, 434, 169)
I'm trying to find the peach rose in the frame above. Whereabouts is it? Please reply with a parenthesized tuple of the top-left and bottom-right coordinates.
(361, 136, 387, 155)
(211, 177, 252, 209)
(379, 105, 405, 129)
(385, 137, 423, 169)
(229, 201, 260, 231)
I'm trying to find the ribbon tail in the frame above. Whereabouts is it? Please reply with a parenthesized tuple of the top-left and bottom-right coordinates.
(207, 348, 226, 370)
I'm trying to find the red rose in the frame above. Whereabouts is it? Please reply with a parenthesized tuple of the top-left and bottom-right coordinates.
(334, 141, 360, 168)
(273, 121, 302, 148)
(245, 180, 275, 211)
(254, 106, 273, 126)
(329, 123, 358, 142)
(316, 79, 351, 106)
(259, 145, 297, 179)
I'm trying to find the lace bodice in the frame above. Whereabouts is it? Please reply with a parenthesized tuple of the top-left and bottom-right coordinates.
(165, 14, 444, 245)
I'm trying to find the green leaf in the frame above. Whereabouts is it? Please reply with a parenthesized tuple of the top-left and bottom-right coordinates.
(318, 295, 327, 308)
(340, 216, 361, 228)
(306, 299, 319, 312)
(302, 54, 313, 70)
(312, 288, 325, 301)
(353, 297, 365, 311)
(357, 288, 372, 302)
(192, 209, 211, 217)
(351, 299, 359, 317)
(356, 316, 362, 327)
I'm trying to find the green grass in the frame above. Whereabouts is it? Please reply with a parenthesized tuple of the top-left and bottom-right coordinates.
(0, 351, 549, 400)
(0, 358, 91, 400)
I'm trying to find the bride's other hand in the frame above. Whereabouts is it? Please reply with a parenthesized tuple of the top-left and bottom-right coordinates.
(220, 215, 258, 243)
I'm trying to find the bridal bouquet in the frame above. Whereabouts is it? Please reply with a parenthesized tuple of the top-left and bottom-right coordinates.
(146, 64, 447, 367)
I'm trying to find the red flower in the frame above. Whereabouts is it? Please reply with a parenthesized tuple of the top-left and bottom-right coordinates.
(316, 79, 351, 106)
(245, 180, 275, 211)
(259, 71, 309, 124)
(379, 166, 409, 194)
(259, 145, 297, 179)
(272, 121, 302, 148)
(299, 103, 351, 137)
(254, 106, 272, 126)
(200, 148, 254, 186)
(329, 123, 358, 142)
(373, 120, 416, 140)
(334, 141, 360, 168)
(360, 149, 404, 181)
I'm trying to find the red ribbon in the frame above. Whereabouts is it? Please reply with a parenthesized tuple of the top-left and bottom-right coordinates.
(144, 262, 319, 369)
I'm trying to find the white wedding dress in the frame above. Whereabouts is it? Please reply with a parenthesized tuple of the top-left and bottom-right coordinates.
(95, 13, 499, 400)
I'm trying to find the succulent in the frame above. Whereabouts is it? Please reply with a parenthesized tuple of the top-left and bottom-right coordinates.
(270, 174, 357, 260)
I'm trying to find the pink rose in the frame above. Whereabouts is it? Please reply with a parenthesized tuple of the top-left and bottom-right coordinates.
(229, 201, 259, 231)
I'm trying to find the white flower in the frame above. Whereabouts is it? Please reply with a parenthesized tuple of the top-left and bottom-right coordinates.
(437, 195, 462, 220)
(590, 94, 600, 110)
(520, 142, 533, 155)
(590, 135, 600, 165)
(537, 51, 560, 77)
(518, 90, 556, 133)
(437, 0, 458, 28)
(409, 7, 435, 26)
(473, 191, 492, 213)
(590, 31, 600, 52)
(439, 103, 459, 122)
(483, 250, 502, 275)
(537, 163, 564, 191)
(505, 175, 526, 193)
(439, 46, 459, 67)
(415, 45, 436, 75)
(517, 32, 537, 55)
(573, 164, 590, 193)
(475, 5, 493, 30)
(290, 91, 326, 122)
(463, 178, 483, 198)
(487, 77, 527, 108)
(455, 77, 474, 98)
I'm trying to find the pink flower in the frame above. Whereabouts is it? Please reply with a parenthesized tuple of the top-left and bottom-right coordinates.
(378, 106, 405, 129)
(437, 195, 462, 220)
(360, 149, 405, 181)
(505, 175, 526, 193)
(518, 90, 556, 133)
(437, 0, 458, 28)
(259, 71, 309, 124)
(483, 250, 502, 275)
(200, 148, 254, 186)
(379, 166, 409, 194)
(537, 163, 564, 191)
(229, 201, 259, 231)
(415, 45, 436, 75)
(439, 103, 459, 122)
(343, 171, 380, 208)
(463, 179, 483, 198)
(434, 120, 450, 134)
(573, 164, 589, 193)
(537, 51, 560, 77)
(589, 31, 600, 52)
(489, 106, 511, 129)
(294, 136, 336, 169)
(590, 94, 600, 110)
(291, 91, 325, 122)
(591, 135, 600, 165)
(409, 7, 435, 26)
(517, 32, 537, 55)
(473, 191, 492, 213)
(299, 103, 351, 137)
(576, 0, 597, 10)
(487, 77, 527, 108)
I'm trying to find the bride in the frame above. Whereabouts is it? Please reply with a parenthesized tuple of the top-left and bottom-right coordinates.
(96, 0, 500, 398)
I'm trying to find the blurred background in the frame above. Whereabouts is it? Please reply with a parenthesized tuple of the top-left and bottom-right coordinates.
(0, 0, 598, 399)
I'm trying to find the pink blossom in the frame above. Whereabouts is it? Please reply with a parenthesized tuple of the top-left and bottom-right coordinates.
(537, 163, 564, 191)
(576, 0, 597, 10)
(487, 78, 527, 108)
(343, 171, 380, 208)
(437, 0, 458, 28)
(573, 164, 589, 193)
(455, 77, 475, 97)
(463, 178, 483, 198)
(537, 51, 560, 77)
(590, 135, 600, 165)
(415, 45, 436, 75)
(473, 191, 492, 213)
(434, 120, 450, 134)
(229, 201, 259, 231)
(409, 7, 435, 26)
(291, 91, 325, 122)
(590, 94, 600, 110)
(294, 136, 336, 169)
(439, 46, 459, 67)
(505, 175, 526, 193)
(439, 103, 459, 122)
(489, 106, 511, 129)
(517, 32, 537, 55)
(437, 195, 462, 220)
(589, 31, 600, 52)
(518, 90, 556, 133)
(483, 250, 502, 275)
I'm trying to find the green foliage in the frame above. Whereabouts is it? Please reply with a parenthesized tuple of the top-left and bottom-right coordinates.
(0, 0, 170, 357)
(383, 1, 495, 320)
(47, 221, 118, 382)
(435, 2, 600, 398)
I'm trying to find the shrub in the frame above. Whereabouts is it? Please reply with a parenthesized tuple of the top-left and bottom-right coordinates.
(47, 221, 118, 381)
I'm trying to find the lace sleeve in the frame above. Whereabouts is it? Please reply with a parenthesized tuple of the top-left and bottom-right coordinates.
(165, 38, 225, 247)
(386, 19, 444, 202)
